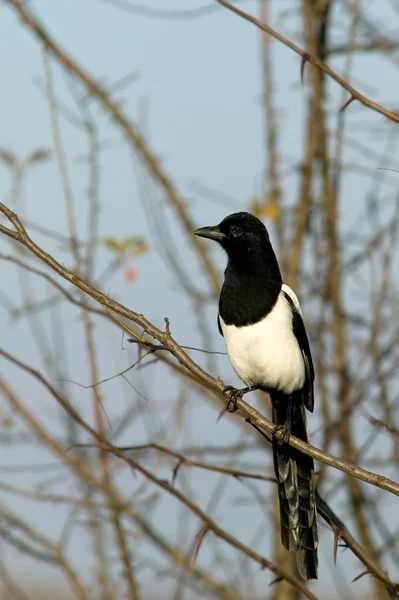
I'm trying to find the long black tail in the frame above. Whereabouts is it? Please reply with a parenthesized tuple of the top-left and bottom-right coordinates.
(271, 392, 318, 580)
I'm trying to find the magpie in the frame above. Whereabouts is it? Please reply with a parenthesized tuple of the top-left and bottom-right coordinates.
(194, 211, 318, 580)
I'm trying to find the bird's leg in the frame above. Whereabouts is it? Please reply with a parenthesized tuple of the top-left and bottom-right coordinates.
(273, 396, 293, 446)
(223, 385, 257, 413)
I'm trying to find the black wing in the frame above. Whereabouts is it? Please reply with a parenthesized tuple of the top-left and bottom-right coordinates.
(283, 291, 315, 412)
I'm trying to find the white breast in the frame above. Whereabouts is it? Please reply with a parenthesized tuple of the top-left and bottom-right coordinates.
(219, 290, 305, 395)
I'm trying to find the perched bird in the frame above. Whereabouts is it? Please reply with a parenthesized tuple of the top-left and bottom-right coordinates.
(194, 211, 318, 580)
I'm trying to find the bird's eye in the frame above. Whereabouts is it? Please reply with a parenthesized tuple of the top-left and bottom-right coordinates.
(230, 225, 243, 238)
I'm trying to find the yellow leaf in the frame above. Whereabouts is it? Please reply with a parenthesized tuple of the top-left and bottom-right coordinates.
(103, 236, 150, 257)
(129, 241, 149, 258)
(0, 148, 17, 168)
(262, 202, 281, 222)
(103, 237, 126, 253)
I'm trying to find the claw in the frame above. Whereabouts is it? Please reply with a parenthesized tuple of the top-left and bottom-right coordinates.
(273, 421, 291, 446)
(222, 385, 257, 414)
(223, 385, 243, 413)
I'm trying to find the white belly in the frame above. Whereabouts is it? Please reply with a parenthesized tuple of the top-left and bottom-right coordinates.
(219, 292, 305, 394)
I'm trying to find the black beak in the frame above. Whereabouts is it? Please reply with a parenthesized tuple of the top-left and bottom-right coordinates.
(193, 225, 226, 242)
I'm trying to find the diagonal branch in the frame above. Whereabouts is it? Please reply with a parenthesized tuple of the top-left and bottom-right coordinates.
(215, 0, 399, 124)
(316, 492, 399, 595)
(0, 202, 398, 498)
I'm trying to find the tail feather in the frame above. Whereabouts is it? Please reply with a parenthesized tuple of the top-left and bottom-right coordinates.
(272, 392, 318, 580)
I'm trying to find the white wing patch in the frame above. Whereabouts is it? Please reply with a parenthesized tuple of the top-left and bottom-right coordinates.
(220, 290, 305, 394)
(281, 283, 303, 316)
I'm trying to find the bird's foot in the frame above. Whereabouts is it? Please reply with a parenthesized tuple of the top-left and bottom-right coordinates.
(223, 385, 257, 413)
(223, 385, 244, 413)
(273, 420, 291, 446)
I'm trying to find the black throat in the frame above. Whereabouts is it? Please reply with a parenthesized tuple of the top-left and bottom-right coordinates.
(219, 240, 282, 327)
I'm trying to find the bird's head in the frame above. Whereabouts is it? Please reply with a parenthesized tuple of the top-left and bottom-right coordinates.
(194, 212, 269, 254)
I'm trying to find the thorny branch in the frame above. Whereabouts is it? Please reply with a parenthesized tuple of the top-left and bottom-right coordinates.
(216, 0, 399, 124)
(1, 346, 398, 596)
(0, 202, 398, 500)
